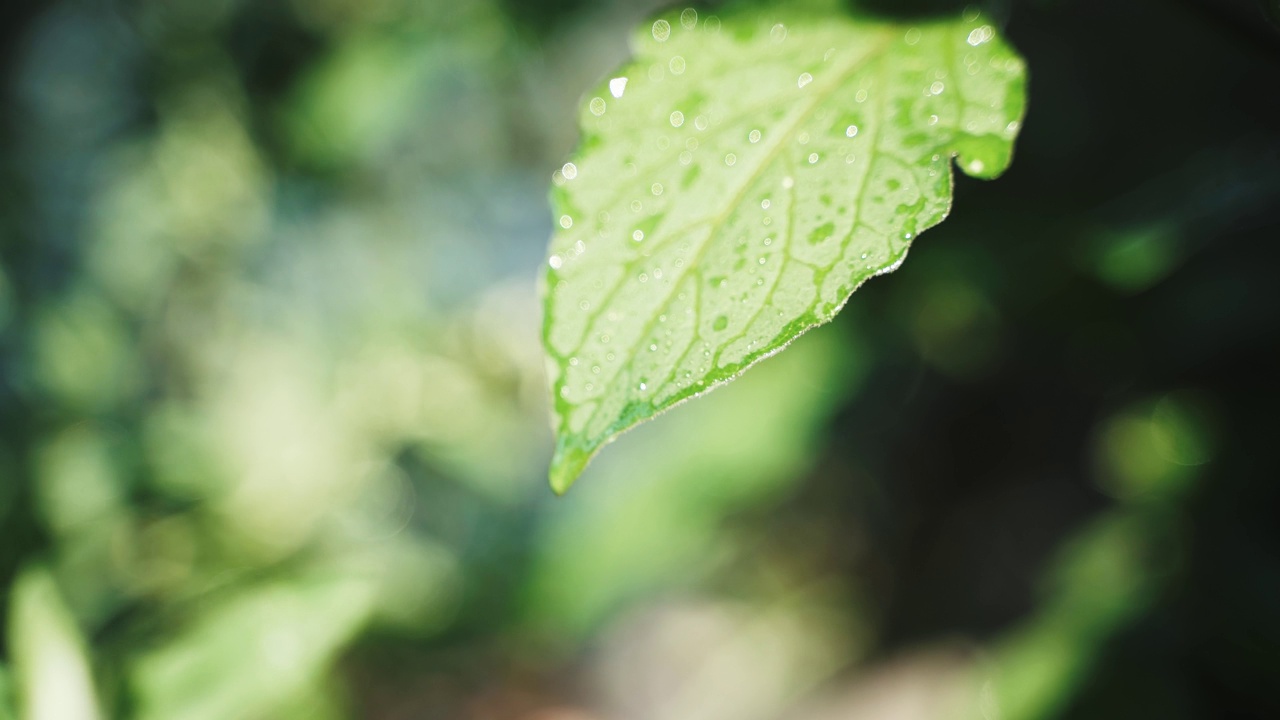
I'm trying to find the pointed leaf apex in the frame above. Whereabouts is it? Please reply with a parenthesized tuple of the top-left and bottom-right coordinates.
(549, 439, 595, 495)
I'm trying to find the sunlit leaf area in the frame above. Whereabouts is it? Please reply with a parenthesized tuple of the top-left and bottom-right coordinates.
(542, 4, 1028, 492)
(1, 0, 1278, 718)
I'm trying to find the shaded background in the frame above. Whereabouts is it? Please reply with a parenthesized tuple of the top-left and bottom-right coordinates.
(1, 0, 1278, 718)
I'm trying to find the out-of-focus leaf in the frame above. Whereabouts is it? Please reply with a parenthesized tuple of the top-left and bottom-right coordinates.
(542, 4, 1026, 491)
(0, 663, 15, 720)
(987, 515, 1161, 720)
(130, 575, 375, 720)
(6, 567, 102, 720)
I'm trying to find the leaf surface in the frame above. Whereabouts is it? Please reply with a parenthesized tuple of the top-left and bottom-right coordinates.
(543, 4, 1026, 492)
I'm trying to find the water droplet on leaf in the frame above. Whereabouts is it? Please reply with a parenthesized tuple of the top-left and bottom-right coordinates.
(652, 19, 671, 42)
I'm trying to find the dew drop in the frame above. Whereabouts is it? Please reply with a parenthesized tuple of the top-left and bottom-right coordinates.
(846, 125, 859, 137)
(930, 81, 945, 95)
(798, 132, 810, 145)
(610, 77, 629, 98)
(782, 176, 795, 189)
(798, 72, 814, 88)
(651, 183, 664, 196)
(561, 162, 578, 180)
(633, 230, 645, 242)
(639, 381, 648, 391)
(808, 153, 820, 164)
(589, 97, 606, 116)
(653, 19, 672, 42)
(681, 8, 698, 29)
(670, 55, 686, 74)
(569, 357, 579, 366)
(694, 115, 709, 131)
(855, 89, 868, 103)
(761, 199, 771, 209)
(549, 255, 563, 269)
(967, 25, 994, 46)
(670, 111, 684, 127)
(679, 151, 693, 165)
(845, 154, 856, 164)
(631, 200, 643, 212)
(770, 23, 788, 42)
(904, 27, 921, 45)
(559, 215, 573, 229)
(749, 129, 762, 143)
(725, 153, 737, 166)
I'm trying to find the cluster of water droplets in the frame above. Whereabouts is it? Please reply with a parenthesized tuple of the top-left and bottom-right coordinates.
(549, 8, 1025, 436)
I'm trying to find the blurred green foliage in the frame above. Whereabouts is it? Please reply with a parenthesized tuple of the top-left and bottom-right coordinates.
(1, 0, 1278, 719)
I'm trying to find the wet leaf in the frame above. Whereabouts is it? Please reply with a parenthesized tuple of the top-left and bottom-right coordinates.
(542, 4, 1026, 492)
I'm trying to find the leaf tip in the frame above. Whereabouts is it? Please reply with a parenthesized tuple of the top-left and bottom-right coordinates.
(548, 439, 594, 495)
(951, 135, 1016, 181)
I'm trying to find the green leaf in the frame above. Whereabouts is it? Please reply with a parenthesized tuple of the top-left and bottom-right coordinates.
(7, 566, 102, 720)
(542, 4, 1026, 492)
(131, 575, 374, 720)
(0, 664, 16, 720)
